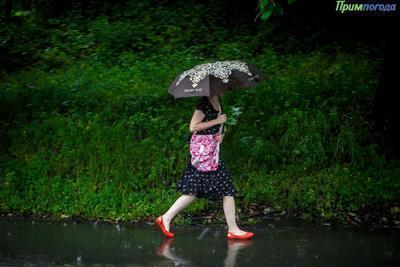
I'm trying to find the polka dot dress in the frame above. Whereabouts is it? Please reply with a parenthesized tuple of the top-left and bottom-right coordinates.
(176, 96, 236, 202)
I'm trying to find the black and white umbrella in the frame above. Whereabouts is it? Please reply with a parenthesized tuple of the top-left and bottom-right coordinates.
(167, 60, 266, 98)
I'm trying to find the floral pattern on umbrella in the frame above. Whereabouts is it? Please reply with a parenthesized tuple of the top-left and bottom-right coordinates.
(176, 60, 253, 88)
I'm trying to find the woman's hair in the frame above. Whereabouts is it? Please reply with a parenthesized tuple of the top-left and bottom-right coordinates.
(211, 89, 224, 97)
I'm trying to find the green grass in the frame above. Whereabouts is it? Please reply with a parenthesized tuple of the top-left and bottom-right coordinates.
(1, 2, 398, 224)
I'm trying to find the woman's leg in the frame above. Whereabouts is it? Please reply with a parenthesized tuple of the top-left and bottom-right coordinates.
(223, 196, 247, 235)
(162, 194, 197, 231)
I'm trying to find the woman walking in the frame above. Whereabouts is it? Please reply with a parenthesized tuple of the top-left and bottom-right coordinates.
(155, 91, 254, 240)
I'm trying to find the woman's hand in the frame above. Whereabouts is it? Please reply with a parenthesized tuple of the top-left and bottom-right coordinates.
(216, 133, 224, 143)
(216, 113, 227, 124)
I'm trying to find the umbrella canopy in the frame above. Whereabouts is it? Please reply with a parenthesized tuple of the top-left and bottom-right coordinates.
(168, 60, 266, 98)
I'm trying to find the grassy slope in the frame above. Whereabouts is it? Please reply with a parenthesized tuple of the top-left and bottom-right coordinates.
(1, 1, 399, 225)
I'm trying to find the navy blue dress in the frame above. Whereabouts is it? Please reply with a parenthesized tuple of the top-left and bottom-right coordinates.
(176, 96, 236, 201)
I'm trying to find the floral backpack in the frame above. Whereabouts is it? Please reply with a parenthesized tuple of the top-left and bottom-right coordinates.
(190, 101, 223, 172)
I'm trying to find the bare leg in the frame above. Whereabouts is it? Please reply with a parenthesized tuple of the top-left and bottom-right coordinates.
(223, 196, 247, 235)
(157, 239, 191, 265)
(224, 240, 253, 267)
(162, 194, 197, 231)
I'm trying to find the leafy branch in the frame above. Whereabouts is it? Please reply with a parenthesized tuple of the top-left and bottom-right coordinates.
(255, 0, 296, 21)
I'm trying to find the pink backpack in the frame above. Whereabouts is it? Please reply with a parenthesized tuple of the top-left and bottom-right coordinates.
(190, 133, 220, 172)
(190, 101, 223, 172)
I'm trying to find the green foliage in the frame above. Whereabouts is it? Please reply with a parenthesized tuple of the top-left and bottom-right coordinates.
(0, 1, 398, 224)
(257, 0, 294, 21)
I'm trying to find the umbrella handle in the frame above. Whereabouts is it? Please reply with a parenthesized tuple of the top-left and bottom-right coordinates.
(218, 101, 224, 135)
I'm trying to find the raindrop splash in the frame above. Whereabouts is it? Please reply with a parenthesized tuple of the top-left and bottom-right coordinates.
(197, 227, 210, 240)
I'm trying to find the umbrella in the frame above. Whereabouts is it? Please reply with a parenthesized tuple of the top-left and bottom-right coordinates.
(167, 60, 266, 98)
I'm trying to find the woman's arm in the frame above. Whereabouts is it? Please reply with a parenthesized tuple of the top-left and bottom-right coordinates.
(189, 110, 226, 133)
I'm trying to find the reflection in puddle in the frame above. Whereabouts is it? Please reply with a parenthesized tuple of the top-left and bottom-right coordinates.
(0, 216, 399, 266)
(156, 236, 253, 266)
